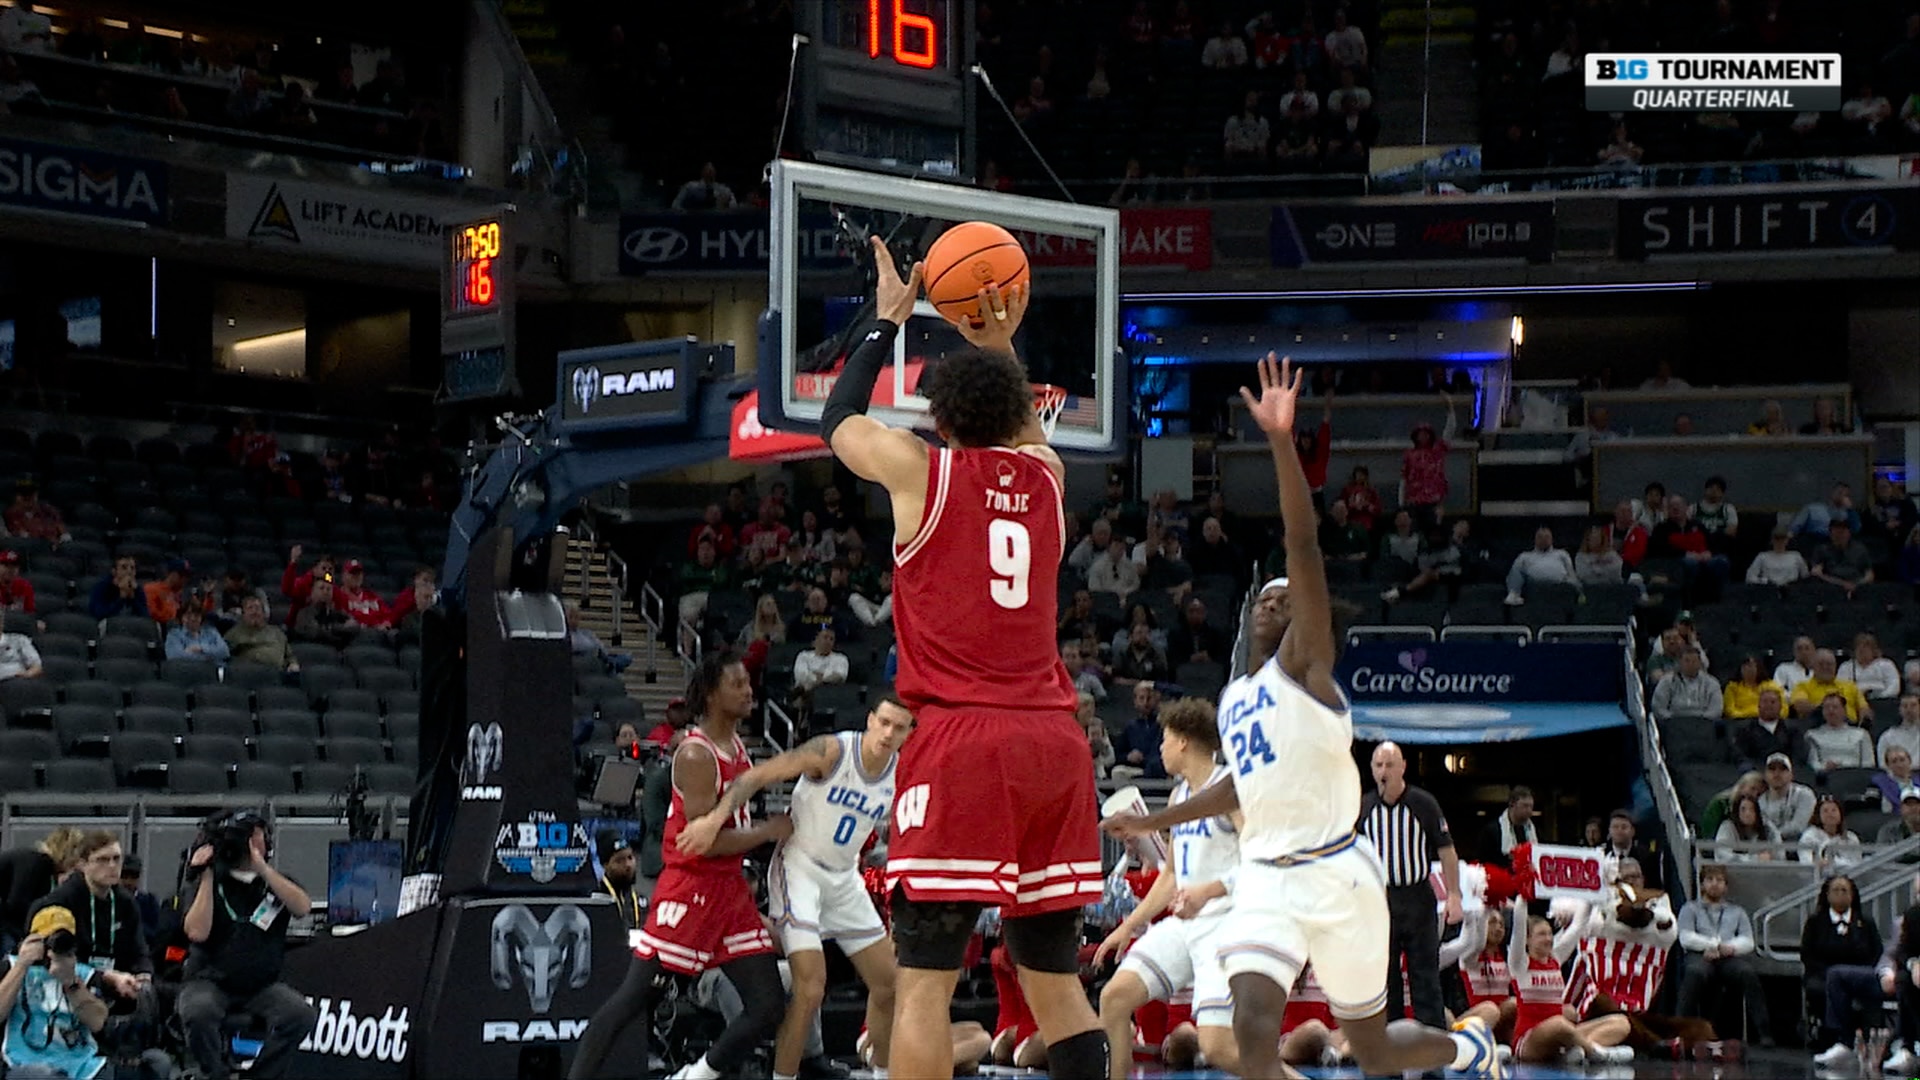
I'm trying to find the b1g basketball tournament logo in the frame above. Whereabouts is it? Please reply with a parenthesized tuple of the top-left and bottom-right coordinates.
(494, 812, 590, 884)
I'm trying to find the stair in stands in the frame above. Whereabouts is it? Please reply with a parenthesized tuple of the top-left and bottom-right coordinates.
(1374, 0, 1480, 145)
(562, 537, 685, 727)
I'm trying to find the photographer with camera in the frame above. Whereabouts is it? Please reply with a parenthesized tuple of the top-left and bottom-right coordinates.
(176, 813, 315, 1080)
(27, 833, 151, 1007)
(0, 907, 111, 1079)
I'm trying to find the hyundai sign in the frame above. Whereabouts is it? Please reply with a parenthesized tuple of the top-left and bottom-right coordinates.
(554, 339, 694, 434)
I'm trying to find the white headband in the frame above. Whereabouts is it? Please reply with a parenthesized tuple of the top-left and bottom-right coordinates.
(1260, 577, 1289, 595)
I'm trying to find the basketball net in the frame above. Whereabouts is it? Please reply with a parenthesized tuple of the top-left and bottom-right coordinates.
(1033, 384, 1069, 443)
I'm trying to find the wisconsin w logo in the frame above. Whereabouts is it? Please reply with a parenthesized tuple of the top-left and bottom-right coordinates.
(654, 901, 688, 928)
(894, 784, 930, 833)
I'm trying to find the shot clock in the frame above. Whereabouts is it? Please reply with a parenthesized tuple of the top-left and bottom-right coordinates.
(798, 0, 974, 177)
(449, 219, 502, 314)
(439, 209, 518, 401)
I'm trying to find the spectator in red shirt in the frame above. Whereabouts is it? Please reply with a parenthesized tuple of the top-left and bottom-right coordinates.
(226, 414, 278, 471)
(1401, 420, 1451, 524)
(738, 498, 792, 560)
(645, 698, 690, 747)
(1608, 500, 1650, 568)
(1340, 465, 1382, 532)
(387, 567, 439, 622)
(334, 560, 393, 628)
(0, 550, 33, 614)
(280, 546, 336, 626)
(3, 480, 67, 545)
(1650, 495, 1730, 600)
(1248, 11, 1290, 68)
(688, 503, 737, 559)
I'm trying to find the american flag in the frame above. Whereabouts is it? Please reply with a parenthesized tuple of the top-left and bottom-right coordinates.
(1043, 390, 1103, 433)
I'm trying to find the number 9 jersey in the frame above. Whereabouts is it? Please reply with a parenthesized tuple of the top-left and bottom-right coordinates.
(891, 446, 1076, 714)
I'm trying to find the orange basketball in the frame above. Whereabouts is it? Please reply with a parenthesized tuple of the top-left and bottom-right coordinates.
(922, 221, 1030, 328)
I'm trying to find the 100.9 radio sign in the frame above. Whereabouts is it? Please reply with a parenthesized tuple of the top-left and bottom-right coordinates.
(1272, 201, 1555, 265)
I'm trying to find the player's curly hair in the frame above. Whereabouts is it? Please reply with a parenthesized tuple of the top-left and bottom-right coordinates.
(1157, 697, 1222, 753)
(922, 347, 1034, 448)
(686, 650, 742, 719)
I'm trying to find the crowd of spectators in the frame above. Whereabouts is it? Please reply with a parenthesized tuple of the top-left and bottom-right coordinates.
(0, 4, 449, 161)
(1478, 0, 1920, 171)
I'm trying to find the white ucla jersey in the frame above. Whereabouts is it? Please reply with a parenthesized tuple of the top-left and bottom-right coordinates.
(1170, 763, 1240, 917)
(785, 732, 896, 873)
(1216, 653, 1358, 862)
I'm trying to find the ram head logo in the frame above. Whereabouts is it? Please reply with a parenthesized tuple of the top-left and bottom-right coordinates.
(463, 721, 503, 785)
(490, 904, 592, 1012)
(572, 366, 601, 414)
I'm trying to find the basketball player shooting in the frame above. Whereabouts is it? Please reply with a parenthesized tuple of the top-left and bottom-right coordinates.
(820, 236, 1109, 1080)
(675, 697, 915, 1080)
(1103, 355, 1503, 1080)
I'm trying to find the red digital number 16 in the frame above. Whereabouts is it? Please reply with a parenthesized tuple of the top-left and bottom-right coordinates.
(868, 0, 937, 69)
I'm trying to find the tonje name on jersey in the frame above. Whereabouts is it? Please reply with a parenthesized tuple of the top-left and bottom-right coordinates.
(983, 489, 1031, 514)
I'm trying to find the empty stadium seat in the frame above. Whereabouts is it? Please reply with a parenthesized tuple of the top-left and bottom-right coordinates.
(326, 737, 388, 767)
(96, 658, 155, 687)
(223, 662, 286, 690)
(255, 686, 309, 713)
(43, 759, 113, 792)
(129, 681, 189, 712)
(300, 665, 355, 705)
(183, 733, 247, 764)
(598, 697, 643, 727)
(60, 680, 122, 710)
(381, 690, 420, 716)
(0, 759, 35, 794)
(327, 688, 380, 716)
(165, 760, 232, 794)
(358, 668, 413, 696)
(52, 704, 116, 755)
(300, 762, 352, 795)
(253, 734, 319, 766)
(234, 761, 297, 796)
(192, 684, 253, 714)
(385, 713, 420, 745)
(2, 679, 57, 725)
(365, 763, 415, 795)
(123, 705, 190, 738)
(39, 656, 87, 686)
(190, 708, 255, 740)
(324, 711, 385, 742)
(101, 616, 159, 645)
(343, 645, 397, 670)
(0, 729, 58, 764)
(259, 709, 321, 739)
(161, 659, 223, 688)
(111, 731, 178, 784)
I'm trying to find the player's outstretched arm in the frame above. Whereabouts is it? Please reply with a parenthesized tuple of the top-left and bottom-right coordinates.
(672, 739, 796, 858)
(1240, 354, 1338, 678)
(1102, 776, 1241, 838)
(676, 735, 841, 856)
(825, 237, 930, 490)
(1094, 851, 1179, 966)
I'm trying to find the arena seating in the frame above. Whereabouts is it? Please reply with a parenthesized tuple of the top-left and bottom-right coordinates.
(0, 423, 471, 799)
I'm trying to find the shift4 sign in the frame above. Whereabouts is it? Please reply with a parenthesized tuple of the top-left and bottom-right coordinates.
(495, 813, 590, 884)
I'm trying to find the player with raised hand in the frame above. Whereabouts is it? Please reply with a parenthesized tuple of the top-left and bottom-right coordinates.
(1103, 355, 1503, 1080)
(821, 235, 1108, 1080)
(675, 698, 915, 1080)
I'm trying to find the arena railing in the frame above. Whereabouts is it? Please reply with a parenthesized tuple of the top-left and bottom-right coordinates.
(1738, 835, 1920, 963)
(1626, 643, 1696, 902)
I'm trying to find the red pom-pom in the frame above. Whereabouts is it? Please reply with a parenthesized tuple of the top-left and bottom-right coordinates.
(1507, 843, 1539, 900)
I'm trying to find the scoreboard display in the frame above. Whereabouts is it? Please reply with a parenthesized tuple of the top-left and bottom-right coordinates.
(798, 0, 974, 177)
(440, 208, 518, 401)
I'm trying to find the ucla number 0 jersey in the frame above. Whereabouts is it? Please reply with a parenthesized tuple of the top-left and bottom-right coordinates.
(1216, 655, 1358, 862)
(786, 732, 897, 872)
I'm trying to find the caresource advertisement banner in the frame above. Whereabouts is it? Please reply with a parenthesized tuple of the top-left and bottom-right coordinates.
(1338, 641, 1622, 703)
(225, 174, 462, 267)
(1271, 200, 1554, 266)
(617, 207, 1214, 274)
(0, 135, 168, 225)
(1618, 184, 1920, 257)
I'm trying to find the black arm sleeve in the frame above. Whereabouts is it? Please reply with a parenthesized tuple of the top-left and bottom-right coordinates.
(818, 320, 900, 443)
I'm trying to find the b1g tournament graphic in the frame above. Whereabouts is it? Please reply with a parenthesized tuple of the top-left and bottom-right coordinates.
(1586, 53, 1840, 112)
(494, 812, 590, 883)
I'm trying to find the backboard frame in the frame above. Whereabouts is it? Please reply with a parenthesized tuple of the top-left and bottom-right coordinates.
(761, 160, 1122, 454)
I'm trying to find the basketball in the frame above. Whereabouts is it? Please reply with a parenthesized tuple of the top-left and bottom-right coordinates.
(922, 221, 1030, 328)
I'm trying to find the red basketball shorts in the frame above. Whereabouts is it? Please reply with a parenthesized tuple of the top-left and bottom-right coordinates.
(886, 704, 1102, 918)
(632, 867, 774, 975)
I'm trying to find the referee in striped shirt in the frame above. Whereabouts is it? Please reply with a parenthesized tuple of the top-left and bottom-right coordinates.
(1359, 741, 1462, 1029)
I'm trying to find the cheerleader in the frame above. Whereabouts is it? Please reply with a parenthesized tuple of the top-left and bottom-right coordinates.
(1505, 895, 1635, 1063)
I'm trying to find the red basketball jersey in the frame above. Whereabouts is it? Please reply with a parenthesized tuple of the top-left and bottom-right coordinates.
(892, 446, 1076, 713)
(660, 727, 755, 876)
